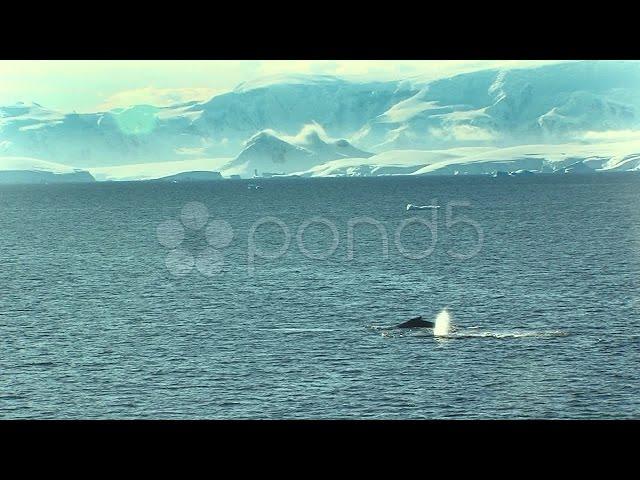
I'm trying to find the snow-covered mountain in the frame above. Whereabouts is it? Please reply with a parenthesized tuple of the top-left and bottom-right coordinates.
(0, 76, 412, 168)
(224, 131, 316, 176)
(223, 126, 373, 176)
(2, 61, 640, 180)
(188, 75, 415, 155)
(354, 61, 640, 151)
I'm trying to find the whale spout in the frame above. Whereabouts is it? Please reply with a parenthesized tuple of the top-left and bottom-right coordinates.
(433, 309, 451, 336)
(395, 315, 435, 329)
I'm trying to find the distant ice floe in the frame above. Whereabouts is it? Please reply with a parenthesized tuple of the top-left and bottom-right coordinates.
(406, 203, 441, 211)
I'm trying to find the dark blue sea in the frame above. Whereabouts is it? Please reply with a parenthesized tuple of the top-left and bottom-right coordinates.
(2, 174, 640, 418)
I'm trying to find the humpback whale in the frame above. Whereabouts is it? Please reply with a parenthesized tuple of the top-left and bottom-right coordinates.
(395, 316, 435, 329)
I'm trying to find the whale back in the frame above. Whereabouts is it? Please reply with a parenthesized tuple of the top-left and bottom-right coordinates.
(396, 316, 435, 329)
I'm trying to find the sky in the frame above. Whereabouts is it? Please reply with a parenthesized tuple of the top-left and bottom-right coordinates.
(0, 60, 567, 112)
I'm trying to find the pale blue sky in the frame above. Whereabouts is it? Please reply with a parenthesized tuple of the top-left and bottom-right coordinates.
(0, 60, 566, 112)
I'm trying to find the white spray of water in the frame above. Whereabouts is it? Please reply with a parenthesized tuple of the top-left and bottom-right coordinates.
(433, 309, 451, 337)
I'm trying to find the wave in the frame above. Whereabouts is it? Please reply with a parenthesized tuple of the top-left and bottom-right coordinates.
(370, 325, 396, 331)
(380, 327, 569, 339)
(268, 328, 336, 333)
(444, 330, 569, 339)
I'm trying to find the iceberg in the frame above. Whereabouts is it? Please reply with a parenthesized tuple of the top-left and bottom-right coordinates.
(406, 204, 441, 211)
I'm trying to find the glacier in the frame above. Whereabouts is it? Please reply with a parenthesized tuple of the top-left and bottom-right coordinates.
(292, 140, 640, 177)
(0, 156, 95, 183)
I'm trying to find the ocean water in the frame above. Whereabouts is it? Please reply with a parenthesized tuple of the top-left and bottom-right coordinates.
(1, 174, 640, 419)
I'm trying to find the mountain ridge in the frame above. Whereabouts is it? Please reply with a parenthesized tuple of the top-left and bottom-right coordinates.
(2, 61, 640, 180)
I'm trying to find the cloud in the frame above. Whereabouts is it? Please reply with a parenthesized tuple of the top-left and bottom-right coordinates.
(253, 60, 567, 84)
(97, 86, 223, 110)
(253, 123, 340, 146)
(0, 60, 569, 112)
(281, 123, 334, 144)
(430, 124, 495, 141)
(577, 129, 640, 142)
